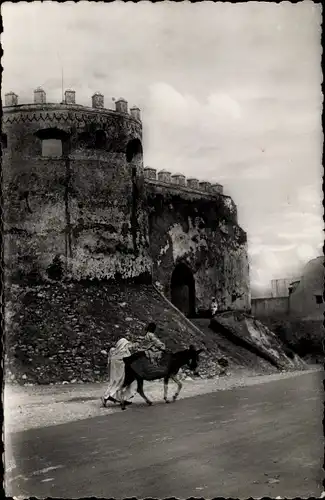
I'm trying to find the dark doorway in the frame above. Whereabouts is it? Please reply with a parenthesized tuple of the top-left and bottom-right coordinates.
(170, 263, 196, 317)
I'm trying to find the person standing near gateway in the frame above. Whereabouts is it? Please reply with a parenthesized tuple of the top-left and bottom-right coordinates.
(101, 338, 136, 407)
(210, 297, 218, 317)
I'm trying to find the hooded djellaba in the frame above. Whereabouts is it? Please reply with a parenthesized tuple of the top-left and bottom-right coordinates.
(101, 338, 137, 407)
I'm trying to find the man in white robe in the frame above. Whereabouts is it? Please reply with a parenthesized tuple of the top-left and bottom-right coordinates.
(101, 338, 136, 407)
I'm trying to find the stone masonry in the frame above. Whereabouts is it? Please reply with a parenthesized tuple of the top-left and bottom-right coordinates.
(3, 87, 250, 313)
(3, 87, 252, 384)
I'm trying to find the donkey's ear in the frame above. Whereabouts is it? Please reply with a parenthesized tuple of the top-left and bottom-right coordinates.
(189, 344, 195, 351)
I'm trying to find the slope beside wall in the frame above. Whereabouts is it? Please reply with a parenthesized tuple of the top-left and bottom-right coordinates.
(5, 282, 304, 385)
(210, 312, 306, 371)
(5, 282, 220, 385)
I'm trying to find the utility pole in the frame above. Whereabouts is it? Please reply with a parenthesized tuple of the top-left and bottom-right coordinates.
(61, 65, 64, 103)
(57, 52, 64, 103)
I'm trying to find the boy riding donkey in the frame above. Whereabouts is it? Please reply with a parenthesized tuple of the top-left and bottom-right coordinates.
(134, 322, 167, 366)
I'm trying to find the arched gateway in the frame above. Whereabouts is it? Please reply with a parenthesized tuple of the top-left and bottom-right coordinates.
(170, 263, 196, 317)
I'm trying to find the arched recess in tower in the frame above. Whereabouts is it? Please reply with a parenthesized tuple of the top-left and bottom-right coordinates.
(126, 138, 143, 168)
(170, 263, 196, 318)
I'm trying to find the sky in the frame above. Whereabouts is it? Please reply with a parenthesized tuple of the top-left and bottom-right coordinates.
(2, 1, 323, 294)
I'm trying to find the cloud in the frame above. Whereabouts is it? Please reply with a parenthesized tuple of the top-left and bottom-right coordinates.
(297, 183, 323, 207)
(296, 243, 320, 261)
(147, 83, 201, 127)
(208, 93, 242, 120)
(92, 71, 108, 81)
(248, 244, 297, 257)
(239, 165, 272, 180)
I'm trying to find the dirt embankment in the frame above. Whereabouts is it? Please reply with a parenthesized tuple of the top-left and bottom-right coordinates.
(5, 282, 222, 385)
(5, 283, 306, 386)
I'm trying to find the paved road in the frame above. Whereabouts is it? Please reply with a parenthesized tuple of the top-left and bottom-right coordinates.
(6, 371, 324, 498)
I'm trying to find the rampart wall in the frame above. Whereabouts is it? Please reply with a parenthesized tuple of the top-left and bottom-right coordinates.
(144, 172, 250, 312)
(3, 87, 251, 314)
(3, 87, 254, 384)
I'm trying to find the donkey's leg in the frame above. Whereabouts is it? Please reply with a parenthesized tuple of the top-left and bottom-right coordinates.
(163, 376, 170, 403)
(137, 378, 153, 406)
(120, 370, 136, 411)
(171, 374, 183, 402)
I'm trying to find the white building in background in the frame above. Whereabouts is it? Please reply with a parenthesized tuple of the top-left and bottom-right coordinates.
(252, 256, 324, 320)
(289, 256, 324, 321)
(271, 278, 297, 298)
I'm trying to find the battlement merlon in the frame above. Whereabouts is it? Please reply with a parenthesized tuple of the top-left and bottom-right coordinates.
(144, 167, 238, 223)
(144, 167, 224, 195)
(3, 88, 142, 122)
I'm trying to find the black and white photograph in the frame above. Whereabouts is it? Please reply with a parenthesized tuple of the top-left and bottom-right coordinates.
(2, 1, 324, 498)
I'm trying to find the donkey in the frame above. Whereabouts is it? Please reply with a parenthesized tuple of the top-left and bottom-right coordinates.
(120, 345, 203, 410)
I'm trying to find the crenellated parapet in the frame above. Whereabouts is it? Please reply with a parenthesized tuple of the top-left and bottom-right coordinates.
(3, 87, 142, 123)
(144, 166, 237, 223)
(144, 166, 224, 195)
(2, 86, 144, 163)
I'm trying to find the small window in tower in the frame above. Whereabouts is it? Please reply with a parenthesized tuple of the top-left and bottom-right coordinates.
(42, 138, 63, 157)
(315, 294, 323, 304)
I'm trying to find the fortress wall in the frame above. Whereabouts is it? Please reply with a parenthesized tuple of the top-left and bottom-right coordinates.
(4, 156, 67, 280)
(3, 89, 250, 308)
(145, 181, 250, 312)
(67, 154, 150, 281)
(3, 89, 256, 385)
(144, 167, 225, 195)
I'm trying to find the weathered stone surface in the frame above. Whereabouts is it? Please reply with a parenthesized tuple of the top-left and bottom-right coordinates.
(3, 99, 250, 309)
(5, 282, 224, 384)
(3, 96, 255, 385)
(146, 183, 250, 311)
(210, 312, 305, 370)
(3, 103, 150, 283)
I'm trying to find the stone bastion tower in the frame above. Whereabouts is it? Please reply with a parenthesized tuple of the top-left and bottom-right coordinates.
(2, 88, 151, 283)
(3, 87, 250, 315)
